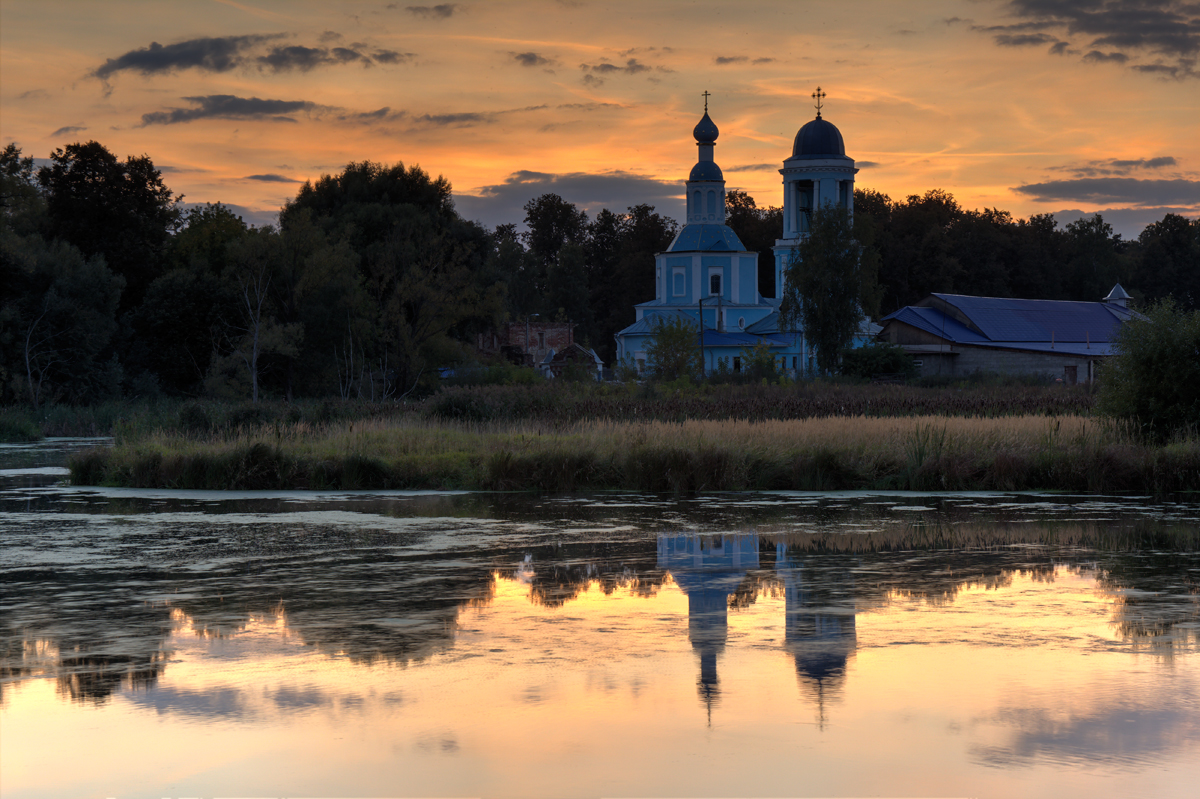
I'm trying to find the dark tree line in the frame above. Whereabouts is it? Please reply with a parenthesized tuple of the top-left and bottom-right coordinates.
(2, 138, 1195, 405)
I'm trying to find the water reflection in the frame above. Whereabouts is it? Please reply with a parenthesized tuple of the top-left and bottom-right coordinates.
(2, 478, 1199, 797)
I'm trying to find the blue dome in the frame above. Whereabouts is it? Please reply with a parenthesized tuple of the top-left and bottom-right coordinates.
(791, 116, 847, 159)
(693, 111, 719, 143)
(689, 161, 723, 181)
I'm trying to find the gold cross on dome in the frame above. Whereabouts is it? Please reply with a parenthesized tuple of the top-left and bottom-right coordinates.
(702, 90, 711, 112)
(812, 86, 826, 117)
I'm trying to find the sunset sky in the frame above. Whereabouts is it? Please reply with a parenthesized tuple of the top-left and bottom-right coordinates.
(2, 0, 1197, 238)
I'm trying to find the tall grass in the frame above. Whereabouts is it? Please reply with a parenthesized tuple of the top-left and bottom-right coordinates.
(69, 414, 1200, 494)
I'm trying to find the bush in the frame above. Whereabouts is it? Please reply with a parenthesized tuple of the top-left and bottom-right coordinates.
(0, 408, 42, 442)
(840, 342, 917, 381)
(1097, 299, 1200, 441)
(646, 315, 701, 382)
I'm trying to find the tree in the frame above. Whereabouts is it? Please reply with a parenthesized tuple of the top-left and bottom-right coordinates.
(839, 341, 916, 380)
(1097, 299, 1200, 442)
(645, 315, 700, 381)
(1133, 214, 1200, 310)
(780, 204, 881, 373)
(37, 141, 179, 310)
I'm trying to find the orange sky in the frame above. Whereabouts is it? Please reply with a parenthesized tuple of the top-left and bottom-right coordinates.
(2, 0, 1197, 237)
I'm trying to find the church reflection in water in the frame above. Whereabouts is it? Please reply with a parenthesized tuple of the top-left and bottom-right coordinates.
(658, 534, 858, 723)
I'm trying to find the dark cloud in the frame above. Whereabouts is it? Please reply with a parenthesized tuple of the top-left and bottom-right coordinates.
(50, 125, 86, 138)
(1048, 40, 1076, 55)
(512, 51, 554, 67)
(93, 34, 283, 80)
(715, 55, 748, 64)
(257, 45, 368, 72)
(1082, 49, 1129, 63)
(139, 95, 316, 126)
(1052, 207, 1199, 239)
(403, 4, 458, 18)
(984, 0, 1200, 78)
(730, 163, 779, 172)
(455, 170, 682, 230)
(582, 58, 650, 75)
(1013, 177, 1200, 206)
(245, 173, 302, 183)
(752, 57, 776, 64)
(995, 32, 1060, 46)
(1049, 156, 1178, 177)
(372, 50, 415, 64)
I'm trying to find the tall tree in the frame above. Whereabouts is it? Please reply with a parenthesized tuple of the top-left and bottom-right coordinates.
(36, 141, 179, 310)
(1133, 213, 1200, 310)
(780, 204, 880, 374)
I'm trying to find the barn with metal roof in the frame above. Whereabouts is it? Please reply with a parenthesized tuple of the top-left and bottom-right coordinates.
(877, 285, 1139, 383)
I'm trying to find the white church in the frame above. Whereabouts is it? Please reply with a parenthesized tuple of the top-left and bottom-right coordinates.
(614, 93, 880, 374)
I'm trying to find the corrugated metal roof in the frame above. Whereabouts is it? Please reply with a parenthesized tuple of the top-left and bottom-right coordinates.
(929, 294, 1131, 342)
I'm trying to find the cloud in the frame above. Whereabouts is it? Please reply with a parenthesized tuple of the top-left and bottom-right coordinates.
(93, 34, 283, 80)
(857, 161, 882, 169)
(579, 58, 651, 83)
(995, 32, 1060, 46)
(714, 56, 748, 64)
(1012, 177, 1200, 206)
(139, 95, 316, 126)
(318, 30, 343, 43)
(1053, 156, 1179, 177)
(455, 169, 683, 229)
(512, 51, 554, 67)
(1082, 49, 1129, 64)
(1052, 207, 1199, 239)
(730, 163, 779, 172)
(752, 57, 776, 64)
(372, 50, 415, 64)
(50, 125, 87, 138)
(18, 89, 48, 100)
(245, 173, 302, 182)
(403, 4, 457, 18)
(983, 0, 1200, 78)
(257, 45, 370, 72)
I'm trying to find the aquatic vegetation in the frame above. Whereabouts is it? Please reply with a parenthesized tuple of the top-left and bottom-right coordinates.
(69, 414, 1200, 493)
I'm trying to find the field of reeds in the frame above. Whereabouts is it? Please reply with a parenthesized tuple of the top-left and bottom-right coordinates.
(69, 414, 1200, 494)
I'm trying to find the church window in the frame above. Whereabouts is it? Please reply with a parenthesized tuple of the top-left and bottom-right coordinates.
(693, 191, 701, 217)
(709, 273, 721, 296)
(673, 268, 686, 296)
(738, 316, 745, 330)
(733, 356, 741, 373)
(707, 190, 716, 216)
(839, 181, 849, 208)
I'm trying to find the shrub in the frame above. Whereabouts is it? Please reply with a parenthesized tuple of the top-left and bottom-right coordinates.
(0, 408, 41, 442)
(646, 315, 701, 382)
(840, 341, 917, 381)
(1097, 299, 1200, 441)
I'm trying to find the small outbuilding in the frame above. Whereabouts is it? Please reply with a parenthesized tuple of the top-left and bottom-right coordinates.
(877, 285, 1138, 384)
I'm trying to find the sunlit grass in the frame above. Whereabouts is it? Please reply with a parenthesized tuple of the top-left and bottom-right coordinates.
(69, 414, 1200, 493)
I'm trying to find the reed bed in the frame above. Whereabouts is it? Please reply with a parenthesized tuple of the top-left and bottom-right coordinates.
(69, 414, 1200, 494)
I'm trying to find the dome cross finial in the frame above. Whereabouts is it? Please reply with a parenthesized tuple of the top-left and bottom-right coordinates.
(702, 89, 711, 113)
(812, 86, 825, 118)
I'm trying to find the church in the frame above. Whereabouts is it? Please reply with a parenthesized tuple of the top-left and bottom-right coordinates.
(614, 93, 879, 375)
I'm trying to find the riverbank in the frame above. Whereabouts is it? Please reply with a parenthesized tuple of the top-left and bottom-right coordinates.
(68, 414, 1200, 494)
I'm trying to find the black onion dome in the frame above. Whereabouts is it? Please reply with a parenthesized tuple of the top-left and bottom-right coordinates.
(693, 111, 719, 143)
(791, 116, 847, 159)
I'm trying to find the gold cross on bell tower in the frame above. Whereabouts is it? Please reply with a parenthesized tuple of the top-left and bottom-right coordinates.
(812, 86, 826, 118)
(702, 90, 711, 112)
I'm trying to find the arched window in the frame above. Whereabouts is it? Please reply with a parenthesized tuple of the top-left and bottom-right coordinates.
(693, 191, 701, 217)
(709, 273, 721, 296)
(707, 190, 716, 216)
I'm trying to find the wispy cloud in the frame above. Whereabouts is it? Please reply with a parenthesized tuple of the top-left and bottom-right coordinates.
(139, 95, 317, 126)
(50, 125, 87, 138)
(401, 4, 458, 18)
(1013, 177, 1200, 206)
(512, 51, 555, 68)
(94, 34, 283, 80)
(244, 173, 302, 182)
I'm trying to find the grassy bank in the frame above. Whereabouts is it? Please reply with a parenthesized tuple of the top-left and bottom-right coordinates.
(69, 414, 1200, 494)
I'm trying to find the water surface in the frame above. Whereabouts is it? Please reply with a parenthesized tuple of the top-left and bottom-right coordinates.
(2, 439, 1198, 798)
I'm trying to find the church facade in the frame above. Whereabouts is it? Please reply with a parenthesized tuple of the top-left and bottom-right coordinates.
(614, 97, 879, 375)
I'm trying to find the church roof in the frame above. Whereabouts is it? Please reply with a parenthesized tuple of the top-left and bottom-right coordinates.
(791, 116, 849, 160)
(666, 223, 748, 252)
(688, 161, 724, 181)
(693, 111, 719, 143)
